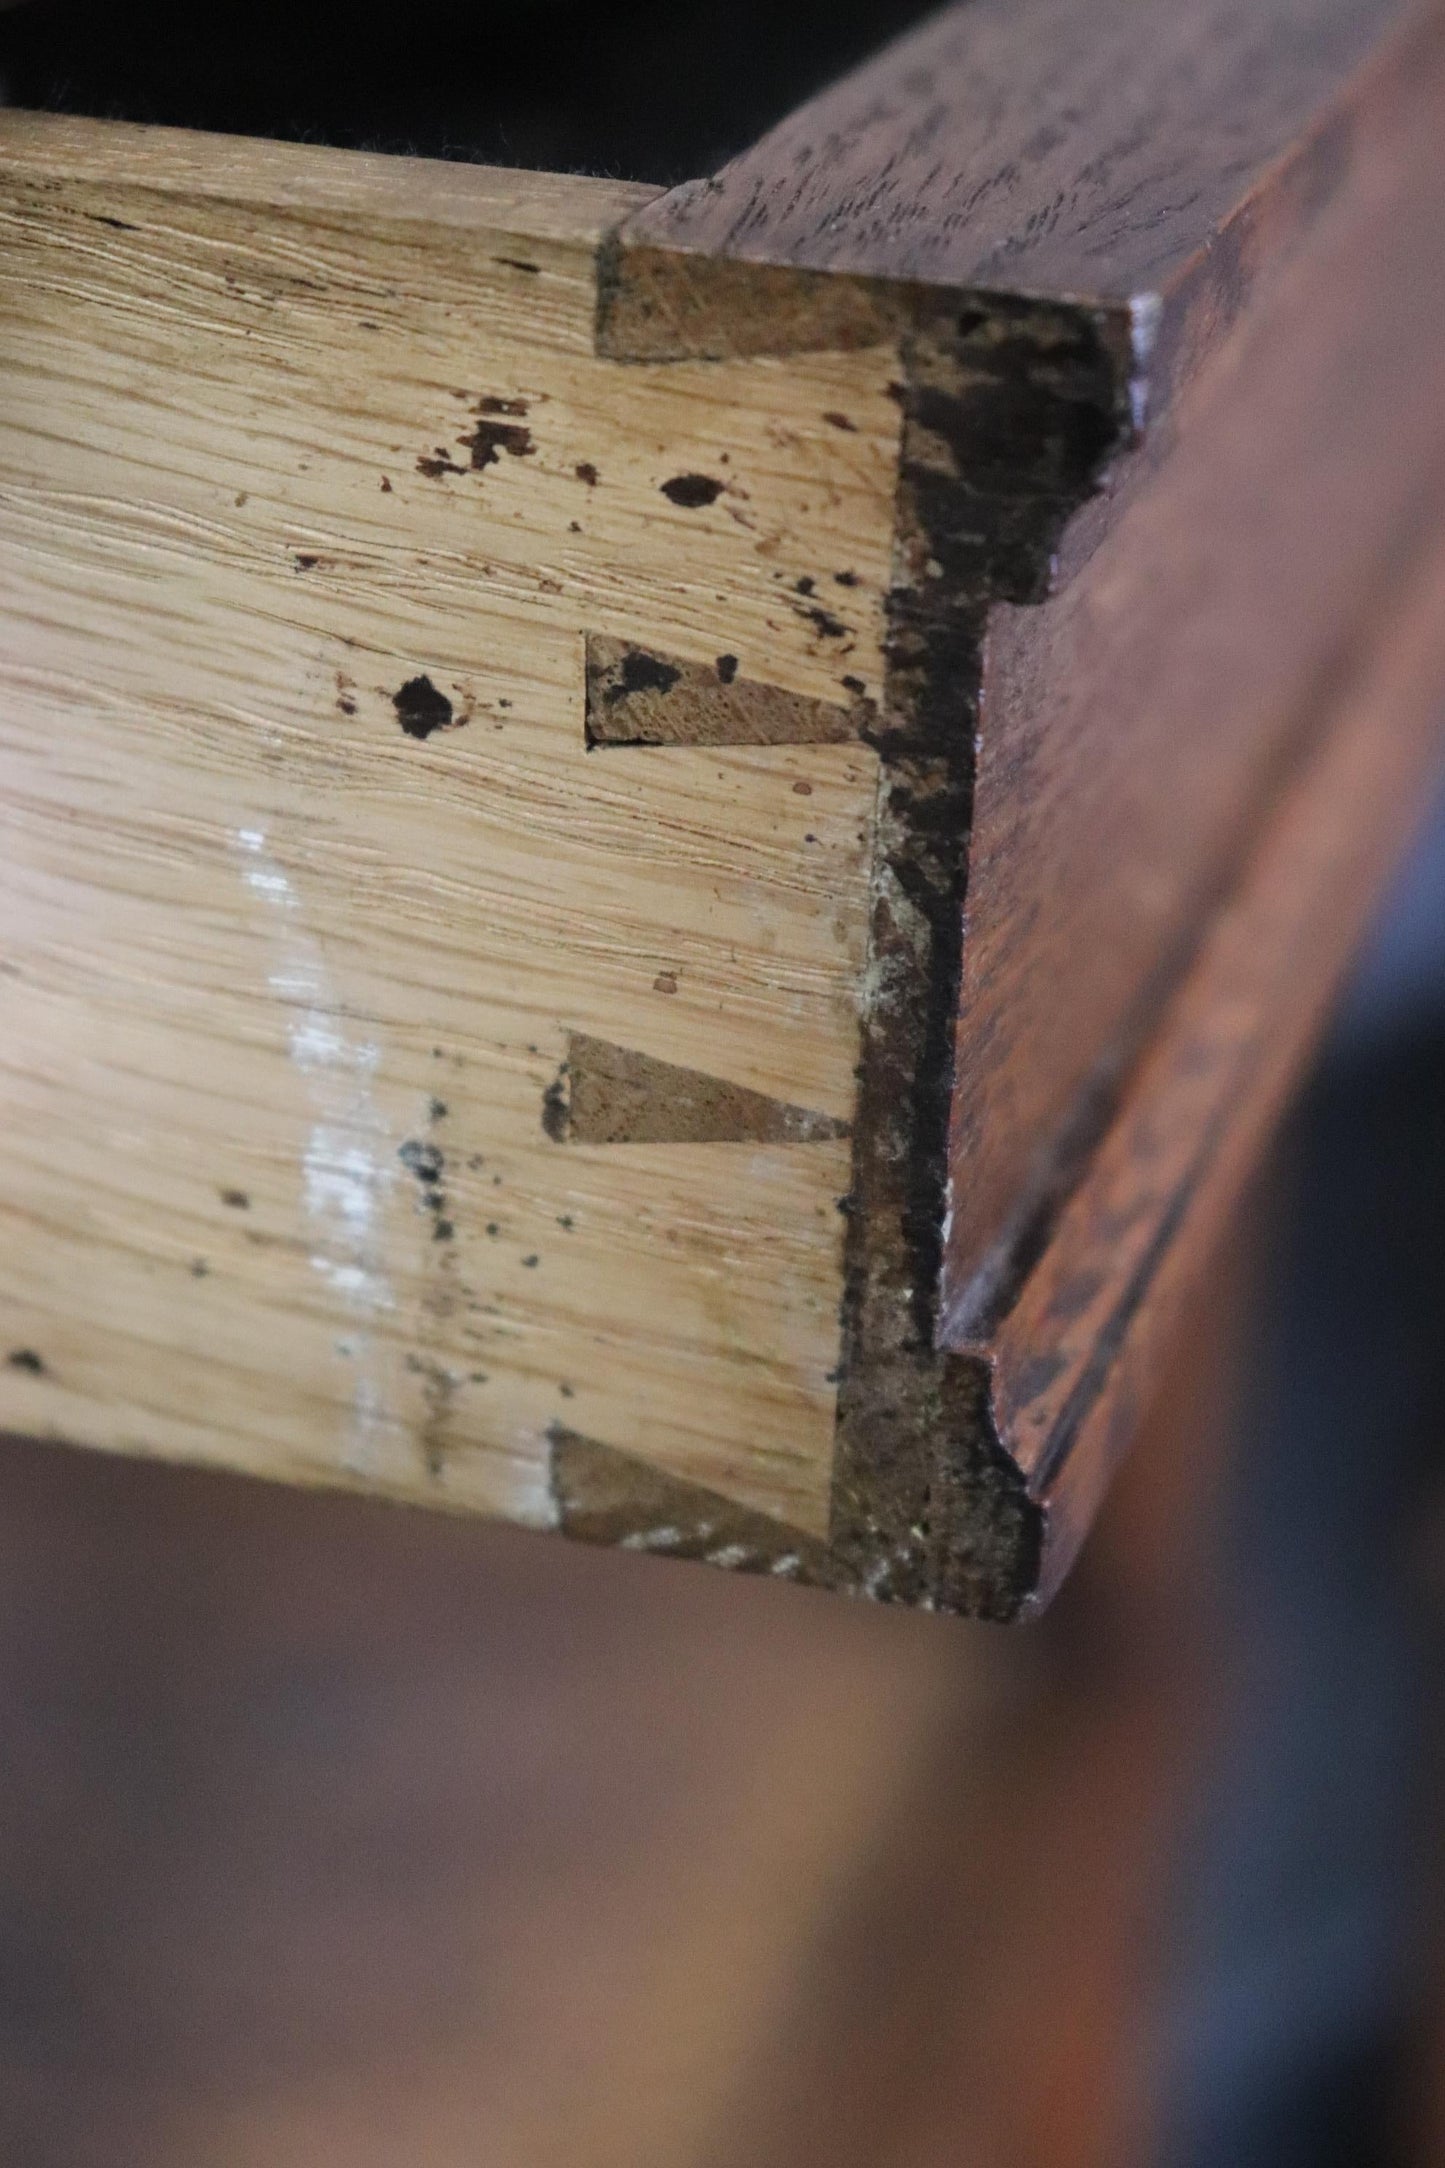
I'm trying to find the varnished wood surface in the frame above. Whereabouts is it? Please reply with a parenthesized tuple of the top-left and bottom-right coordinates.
(621, 0, 1401, 294)
(977, 509, 1445, 1602)
(944, 60, 1445, 1320)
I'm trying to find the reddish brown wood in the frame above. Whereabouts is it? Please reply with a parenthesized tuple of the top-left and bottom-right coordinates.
(603, 0, 1445, 1613)
(943, 66, 1445, 1328)
(978, 519, 1445, 1603)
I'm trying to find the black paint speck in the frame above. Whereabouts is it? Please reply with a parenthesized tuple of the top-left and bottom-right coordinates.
(715, 654, 739, 683)
(496, 257, 541, 275)
(607, 650, 681, 706)
(486, 1222, 500, 1237)
(803, 605, 847, 639)
(541, 1069, 570, 1141)
(660, 474, 724, 508)
(521, 1254, 540, 1269)
(433, 1219, 455, 1242)
(393, 676, 456, 739)
(7, 1348, 45, 1374)
(575, 461, 598, 486)
(795, 575, 815, 595)
(220, 1188, 250, 1210)
(479, 395, 528, 416)
(557, 1215, 574, 1230)
(429, 1097, 449, 1121)
(399, 1139, 444, 1186)
(418, 449, 464, 479)
(293, 553, 319, 572)
(842, 674, 866, 695)
(834, 570, 860, 586)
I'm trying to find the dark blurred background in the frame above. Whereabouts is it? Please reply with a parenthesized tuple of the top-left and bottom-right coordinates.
(2, 2, 1445, 2159)
(0, 0, 937, 180)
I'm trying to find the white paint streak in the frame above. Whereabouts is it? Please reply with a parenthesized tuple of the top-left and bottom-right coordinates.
(234, 825, 398, 1474)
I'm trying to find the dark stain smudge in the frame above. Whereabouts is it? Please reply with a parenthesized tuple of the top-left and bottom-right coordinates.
(660, 474, 724, 508)
(605, 649, 681, 707)
(398, 1139, 444, 1187)
(541, 1065, 570, 1142)
(393, 676, 458, 739)
(6, 1348, 45, 1374)
(464, 417, 535, 471)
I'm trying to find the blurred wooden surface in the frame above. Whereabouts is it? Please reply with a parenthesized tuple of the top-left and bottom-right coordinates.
(0, 1192, 1257, 2167)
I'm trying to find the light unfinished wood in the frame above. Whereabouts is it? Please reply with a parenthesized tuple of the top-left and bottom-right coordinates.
(0, 112, 903, 1543)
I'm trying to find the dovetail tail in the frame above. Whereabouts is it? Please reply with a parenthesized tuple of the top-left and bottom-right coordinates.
(544, 1032, 849, 1146)
(583, 634, 872, 748)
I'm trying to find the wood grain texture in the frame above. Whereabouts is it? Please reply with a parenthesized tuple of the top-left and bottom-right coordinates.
(619, 0, 1399, 292)
(4, 0, 1445, 1615)
(0, 112, 899, 1544)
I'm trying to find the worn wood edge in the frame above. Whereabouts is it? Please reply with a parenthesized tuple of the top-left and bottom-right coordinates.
(961, 504, 1445, 1616)
(0, 106, 658, 247)
(604, 0, 1443, 393)
(596, 263, 1141, 1612)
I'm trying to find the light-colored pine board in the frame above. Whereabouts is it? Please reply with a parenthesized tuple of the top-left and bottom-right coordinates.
(0, 114, 902, 1540)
